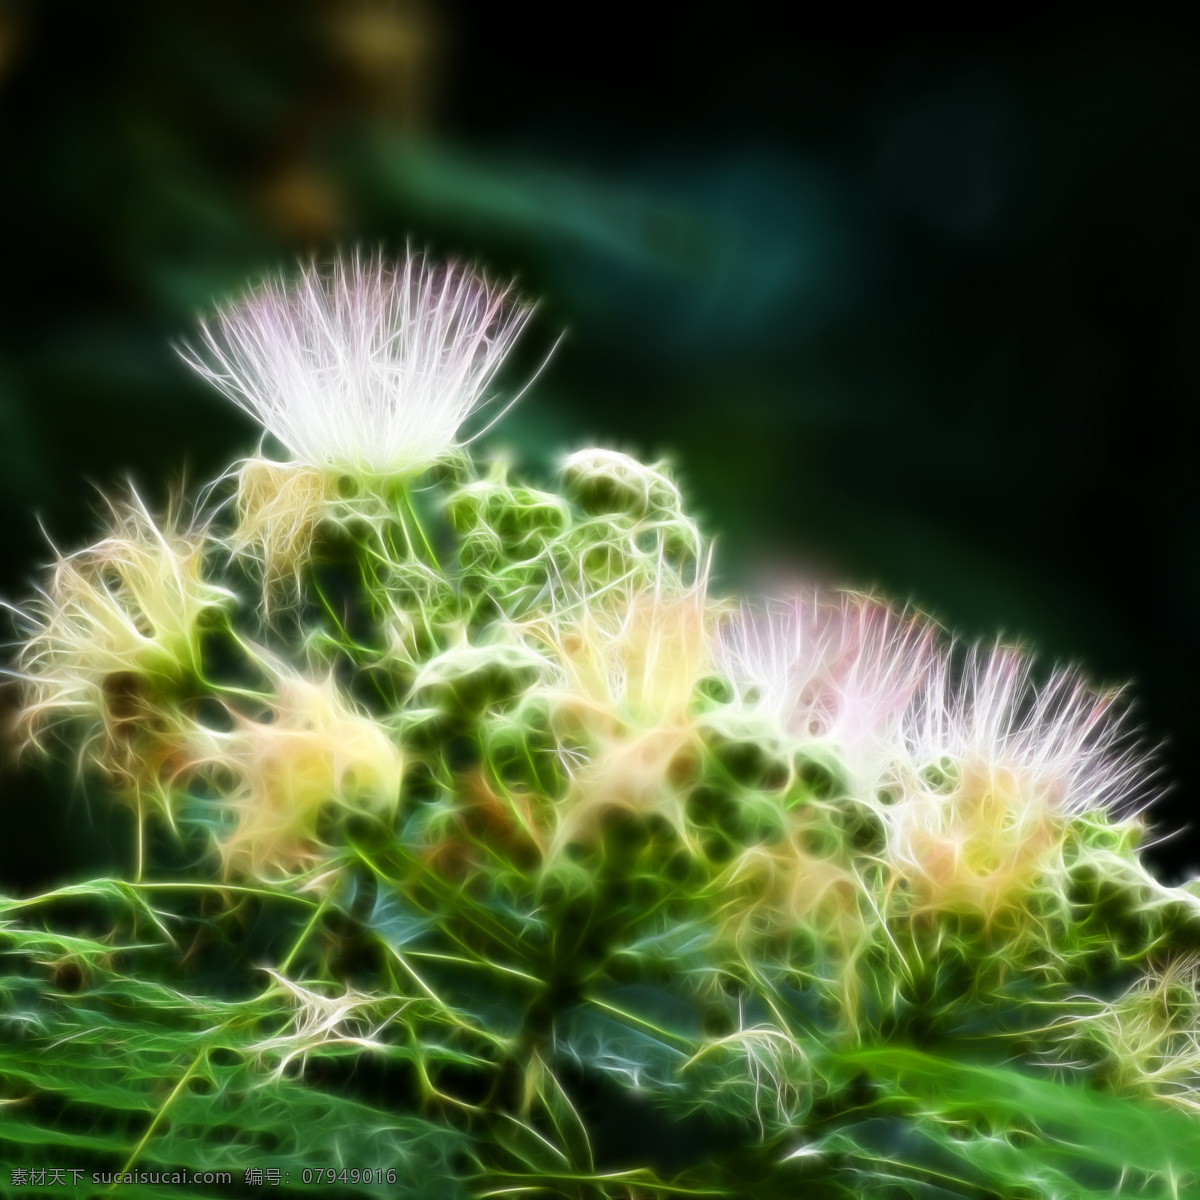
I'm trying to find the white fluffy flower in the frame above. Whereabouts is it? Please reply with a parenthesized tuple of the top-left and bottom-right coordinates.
(899, 644, 1154, 819)
(252, 969, 402, 1082)
(886, 643, 1158, 917)
(9, 493, 232, 773)
(713, 588, 936, 790)
(179, 250, 542, 477)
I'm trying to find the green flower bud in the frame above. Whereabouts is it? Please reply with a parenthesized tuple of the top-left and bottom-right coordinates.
(696, 710, 792, 791)
(410, 641, 547, 721)
(560, 449, 681, 520)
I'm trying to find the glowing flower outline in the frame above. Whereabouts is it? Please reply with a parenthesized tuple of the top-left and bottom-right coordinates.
(179, 248, 554, 478)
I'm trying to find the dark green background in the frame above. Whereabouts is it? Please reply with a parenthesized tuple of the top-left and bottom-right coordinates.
(1, 1, 1196, 888)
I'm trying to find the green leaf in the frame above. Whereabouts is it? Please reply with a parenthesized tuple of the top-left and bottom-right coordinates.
(830, 1045, 1200, 1195)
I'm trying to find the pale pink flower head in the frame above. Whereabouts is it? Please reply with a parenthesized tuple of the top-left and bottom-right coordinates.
(713, 588, 937, 791)
(179, 249, 540, 478)
(900, 643, 1155, 820)
(887, 642, 1158, 918)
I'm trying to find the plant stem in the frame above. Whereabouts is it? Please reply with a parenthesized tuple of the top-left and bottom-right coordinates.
(113, 1047, 208, 1184)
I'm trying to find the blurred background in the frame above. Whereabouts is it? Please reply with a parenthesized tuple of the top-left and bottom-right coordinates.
(0, 0, 1196, 889)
